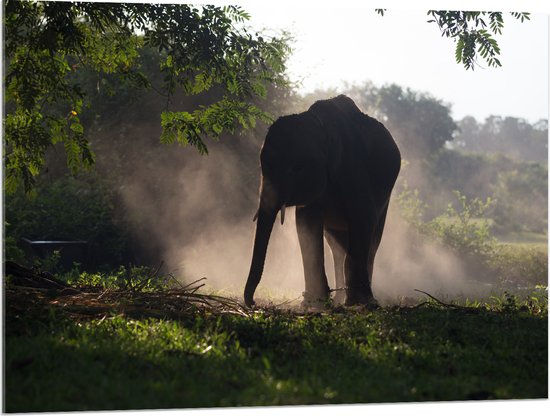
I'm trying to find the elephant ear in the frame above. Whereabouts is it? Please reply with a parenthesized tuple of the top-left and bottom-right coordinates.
(306, 110, 342, 184)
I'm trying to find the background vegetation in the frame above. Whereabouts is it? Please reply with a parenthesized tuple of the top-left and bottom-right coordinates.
(5, 77, 547, 270)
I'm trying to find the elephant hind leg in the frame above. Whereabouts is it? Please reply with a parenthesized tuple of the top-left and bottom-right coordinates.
(344, 219, 376, 306)
(325, 228, 348, 305)
(367, 202, 390, 281)
(346, 202, 390, 308)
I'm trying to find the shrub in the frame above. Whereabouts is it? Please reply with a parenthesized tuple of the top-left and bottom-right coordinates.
(426, 191, 496, 260)
(488, 244, 548, 287)
(491, 165, 548, 234)
(4, 174, 130, 269)
(66, 264, 172, 292)
(396, 187, 547, 286)
(3, 230, 26, 264)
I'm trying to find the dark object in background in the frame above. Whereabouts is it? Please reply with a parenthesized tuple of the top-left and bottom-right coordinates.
(19, 238, 89, 271)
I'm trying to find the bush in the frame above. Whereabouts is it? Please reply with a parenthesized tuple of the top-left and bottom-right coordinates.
(3, 231, 26, 264)
(4, 174, 130, 269)
(65, 264, 172, 292)
(410, 150, 547, 235)
(396, 187, 547, 286)
(491, 165, 548, 234)
(426, 191, 496, 260)
(488, 244, 548, 287)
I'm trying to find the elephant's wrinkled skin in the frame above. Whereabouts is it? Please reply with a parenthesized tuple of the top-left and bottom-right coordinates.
(244, 95, 401, 308)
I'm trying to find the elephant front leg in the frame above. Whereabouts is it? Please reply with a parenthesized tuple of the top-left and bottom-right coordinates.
(296, 203, 330, 308)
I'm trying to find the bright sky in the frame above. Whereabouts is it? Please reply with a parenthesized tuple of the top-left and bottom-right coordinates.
(238, 0, 549, 123)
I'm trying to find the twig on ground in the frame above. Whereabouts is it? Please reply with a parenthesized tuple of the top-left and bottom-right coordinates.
(167, 273, 186, 289)
(413, 289, 475, 310)
(5, 271, 251, 321)
(272, 296, 302, 308)
(180, 277, 207, 291)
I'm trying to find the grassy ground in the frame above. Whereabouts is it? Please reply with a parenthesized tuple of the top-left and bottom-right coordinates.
(497, 231, 548, 246)
(3, 280, 548, 412)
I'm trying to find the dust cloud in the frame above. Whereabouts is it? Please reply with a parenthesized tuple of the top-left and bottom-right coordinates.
(107, 100, 488, 306)
(372, 205, 482, 305)
(118, 142, 307, 301)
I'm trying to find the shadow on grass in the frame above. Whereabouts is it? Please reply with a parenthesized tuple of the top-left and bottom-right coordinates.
(4, 291, 548, 412)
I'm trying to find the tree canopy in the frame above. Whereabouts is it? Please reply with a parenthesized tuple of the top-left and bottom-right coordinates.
(345, 83, 457, 158)
(4, 3, 535, 193)
(3, 0, 290, 192)
(454, 115, 548, 164)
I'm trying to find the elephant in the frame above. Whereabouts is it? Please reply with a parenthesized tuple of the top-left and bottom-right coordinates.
(244, 95, 401, 309)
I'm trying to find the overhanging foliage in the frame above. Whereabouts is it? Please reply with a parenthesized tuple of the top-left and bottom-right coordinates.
(3, 1, 291, 192)
(376, 9, 530, 70)
(427, 11, 530, 70)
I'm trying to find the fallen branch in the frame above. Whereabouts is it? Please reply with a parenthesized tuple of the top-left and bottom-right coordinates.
(413, 289, 475, 310)
(5, 268, 251, 321)
(4, 261, 76, 291)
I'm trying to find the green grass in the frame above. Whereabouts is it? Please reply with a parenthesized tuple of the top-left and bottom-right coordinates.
(497, 231, 548, 246)
(4, 288, 548, 412)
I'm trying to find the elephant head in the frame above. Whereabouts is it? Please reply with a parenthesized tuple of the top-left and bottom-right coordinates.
(243, 113, 336, 307)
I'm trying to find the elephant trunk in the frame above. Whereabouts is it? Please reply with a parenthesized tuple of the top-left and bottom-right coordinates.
(244, 205, 277, 307)
(245, 175, 287, 307)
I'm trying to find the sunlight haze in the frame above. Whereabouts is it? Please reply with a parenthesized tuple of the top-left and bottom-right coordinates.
(244, 2, 549, 123)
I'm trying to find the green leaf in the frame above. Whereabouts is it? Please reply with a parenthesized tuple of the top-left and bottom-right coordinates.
(455, 38, 464, 63)
(70, 120, 84, 135)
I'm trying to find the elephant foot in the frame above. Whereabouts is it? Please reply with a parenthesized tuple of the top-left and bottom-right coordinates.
(301, 291, 331, 311)
(332, 289, 346, 306)
(345, 289, 379, 310)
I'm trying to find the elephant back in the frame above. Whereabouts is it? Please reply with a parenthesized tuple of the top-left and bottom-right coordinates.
(308, 95, 401, 196)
